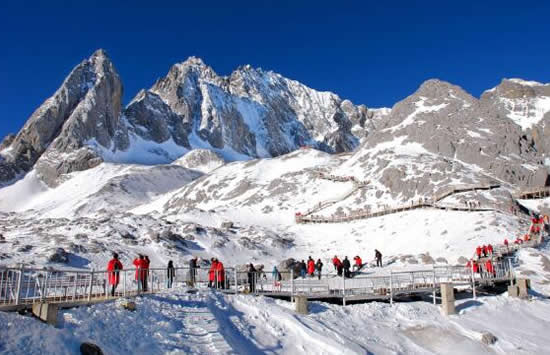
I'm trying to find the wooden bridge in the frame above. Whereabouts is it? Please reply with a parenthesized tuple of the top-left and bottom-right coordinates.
(514, 186, 550, 200)
(296, 173, 502, 224)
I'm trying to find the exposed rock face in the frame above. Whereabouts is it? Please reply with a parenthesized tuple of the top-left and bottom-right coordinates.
(173, 149, 225, 173)
(0, 50, 375, 187)
(123, 58, 373, 159)
(358, 79, 549, 188)
(0, 49, 123, 186)
(480, 79, 550, 160)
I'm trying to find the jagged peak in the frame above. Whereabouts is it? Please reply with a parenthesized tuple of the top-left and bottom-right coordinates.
(179, 56, 207, 67)
(91, 48, 109, 60)
(413, 78, 475, 102)
(504, 78, 548, 87)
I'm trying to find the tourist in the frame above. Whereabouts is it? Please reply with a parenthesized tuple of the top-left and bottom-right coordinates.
(475, 246, 482, 259)
(208, 258, 218, 288)
(216, 259, 225, 289)
(353, 256, 363, 271)
(487, 244, 493, 256)
(307, 257, 315, 277)
(272, 266, 282, 281)
(375, 249, 382, 267)
(189, 256, 198, 286)
(315, 259, 323, 280)
(485, 259, 495, 277)
(133, 254, 145, 292)
(300, 260, 307, 278)
(107, 252, 123, 296)
(332, 255, 341, 271)
(167, 260, 175, 288)
(143, 255, 150, 291)
(248, 263, 257, 293)
(342, 256, 351, 278)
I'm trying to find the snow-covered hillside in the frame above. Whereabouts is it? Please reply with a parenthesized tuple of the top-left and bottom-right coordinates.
(2, 287, 550, 354)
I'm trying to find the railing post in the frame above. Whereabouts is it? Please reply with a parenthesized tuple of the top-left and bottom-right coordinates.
(508, 258, 514, 286)
(123, 270, 127, 297)
(470, 262, 476, 300)
(290, 269, 294, 302)
(15, 266, 24, 306)
(389, 270, 393, 306)
(342, 272, 346, 306)
(432, 267, 437, 305)
(72, 273, 78, 301)
(88, 269, 94, 301)
(234, 268, 238, 295)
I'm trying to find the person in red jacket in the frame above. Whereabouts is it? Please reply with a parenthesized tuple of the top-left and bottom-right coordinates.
(332, 256, 340, 271)
(353, 256, 363, 271)
(133, 255, 145, 291)
(107, 252, 123, 296)
(485, 259, 495, 277)
(487, 244, 493, 256)
(504, 239, 509, 247)
(475, 246, 482, 259)
(482, 245, 488, 257)
(215, 259, 225, 289)
(473, 260, 479, 273)
(332, 256, 343, 276)
(307, 257, 315, 277)
(209, 258, 218, 288)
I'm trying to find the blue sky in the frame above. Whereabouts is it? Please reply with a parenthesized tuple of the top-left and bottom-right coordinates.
(1, 1, 549, 138)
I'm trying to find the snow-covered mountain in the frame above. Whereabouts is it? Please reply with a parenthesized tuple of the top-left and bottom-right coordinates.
(0, 50, 377, 188)
(0, 48, 549, 282)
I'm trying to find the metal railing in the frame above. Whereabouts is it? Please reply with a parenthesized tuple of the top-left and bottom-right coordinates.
(0, 257, 520, 309)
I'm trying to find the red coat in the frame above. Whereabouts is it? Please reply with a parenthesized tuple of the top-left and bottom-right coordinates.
(487, 244, 493, 253)
(485, 260, 494, 274)
(307, 260, 315, 274)
(472, 262, 479, 273)
(482, 245, 488, 254)
(333, 257, 342, 267)
(354, 257, 362, 266)
(476, 247, 482, 256)
(209, 261, 218, 282)
(133, 258, 144, 281)
(107, 259, 123, 285)
(504, 239, 509, 246)
(215, 261, 225, 282)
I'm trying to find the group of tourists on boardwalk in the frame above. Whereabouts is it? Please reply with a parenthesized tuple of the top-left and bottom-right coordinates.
(462, 200, 481, 209)
(297, 257, 324, 279)
(106, 252, 158, 296)
(329, 250, 383, 278)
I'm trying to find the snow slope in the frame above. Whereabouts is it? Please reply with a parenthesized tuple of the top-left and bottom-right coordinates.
(1, 287, 549, 354)
(0, 163, 200, 218)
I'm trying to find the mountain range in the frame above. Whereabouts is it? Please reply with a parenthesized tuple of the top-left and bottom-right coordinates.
(0, 49, 549, 271)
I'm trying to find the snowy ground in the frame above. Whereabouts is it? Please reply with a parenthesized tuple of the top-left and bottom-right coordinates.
(1, 286, 549, 355)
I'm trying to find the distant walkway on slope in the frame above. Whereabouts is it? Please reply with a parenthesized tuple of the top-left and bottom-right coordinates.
(296, 173, 502, 224)
(514, 187, 550, 200)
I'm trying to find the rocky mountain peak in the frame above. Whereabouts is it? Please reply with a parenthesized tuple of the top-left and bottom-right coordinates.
(482, 78, 550, 101)
(414, 79, 476, 103)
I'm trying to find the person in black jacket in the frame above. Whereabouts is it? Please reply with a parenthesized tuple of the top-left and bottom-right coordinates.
(167, 260, 175, 288)
(248, 263, 257, 293)
(299, 260, 307, 278)
(189, 256, 198, 286)
(315, 259, 323, 280)
(342, 256, 351, 278)
(375, 249, 382, 267)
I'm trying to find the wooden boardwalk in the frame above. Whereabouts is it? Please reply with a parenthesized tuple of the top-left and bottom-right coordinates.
(296, 173, 502, 224)
(514, 187, 550, 200)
